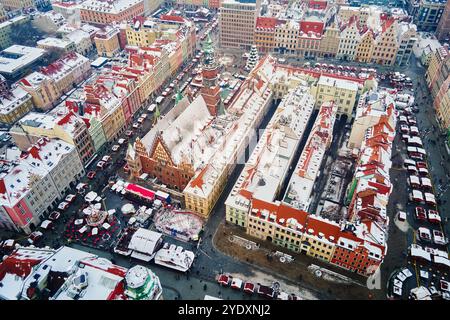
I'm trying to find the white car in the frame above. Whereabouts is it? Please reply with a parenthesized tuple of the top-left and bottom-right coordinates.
(433, 230, 448, 246)
(112, 145, 120, 152)
(132, 123, 140, 129)
(118, 138, 126, 145)
(137, 117, 145, 123)
(141, 114, 148, 119)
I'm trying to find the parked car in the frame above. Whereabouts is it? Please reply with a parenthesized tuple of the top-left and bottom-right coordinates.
(48, 211, 61, 221)
(417, 227, 432, 242)
(112, 144, 120, 152)
(125, 130, 133, 137)
(97, 161, 106, 169)
(58, 201, 69, 211)
(257, 284, 275, 299)
(65, 194, 76, 203)
(28, 231, 43, 245)
(243, 281, 255, 294)
(87, 171, 96, 179)
(414, 207, 427, 221)
(217, 274, 231, 287)
(132, 123, 140, 129)
(433, 230, 448, 246)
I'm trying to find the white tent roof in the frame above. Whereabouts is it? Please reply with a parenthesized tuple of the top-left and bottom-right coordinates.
(128, 228, 162, 255)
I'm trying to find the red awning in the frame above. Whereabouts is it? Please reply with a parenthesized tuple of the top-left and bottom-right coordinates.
(125, 183, 155, 201)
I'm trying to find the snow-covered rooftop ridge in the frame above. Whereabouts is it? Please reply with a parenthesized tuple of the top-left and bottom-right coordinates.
(355, 89, 396, 119)
(0, 86, 31, 115)
(0, 138, 76, 207)
(81, 0, 143, 14)
(225, 83, 315, 210)
(283, 101, 337, 211)
(318, 74, 359, 91)
(37, 37, 74, 49)
(184, 56, 277, 199)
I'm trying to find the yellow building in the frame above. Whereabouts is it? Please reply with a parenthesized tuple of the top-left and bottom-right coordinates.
(126, 22, 159, 47)
(0, 86, 33, 125)
(19, 72, 61, 111)
(435, 87, 450, 131)
(246, 201, 337, 261)
(254, 17, 278, 53)
(95, 27, 120, 58)
(319, 25, 340, 58)
(355, 29, 375, 63)
(371, 19, 398, 66)
(313, 75, 360, 120)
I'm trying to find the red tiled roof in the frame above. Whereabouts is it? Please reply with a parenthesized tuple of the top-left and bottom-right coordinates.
(0, 178, 5, 194)
(0, 253, 44, 282)
(160, 15, 185, 23)
(256, 17, 279, 29)
(381, 17, 395, 33)
(28, 146, 41, 160)
(308, 0, 327, 10)
(299, 21, 324, 35)
(20, 78, 31, 87)
(57, 111, 75, 126)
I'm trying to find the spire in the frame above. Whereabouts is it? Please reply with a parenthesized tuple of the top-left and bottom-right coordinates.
(175, 87, 183, 105)
(153, 104, 161, 124)
(127, 142, 136, 160)
(202, 34, 215, 66)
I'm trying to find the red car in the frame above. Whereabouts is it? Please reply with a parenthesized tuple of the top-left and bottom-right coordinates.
(87, 171, 96, 179)
(415, 207, 427, 221)
(217, 274, 231, 286)
(416, 161, 427, 169)
(243, 282, 255, 294)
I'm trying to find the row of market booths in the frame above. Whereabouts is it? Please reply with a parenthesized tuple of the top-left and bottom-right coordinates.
(110, 180, 171, 208)
(113, 227, 196, 272)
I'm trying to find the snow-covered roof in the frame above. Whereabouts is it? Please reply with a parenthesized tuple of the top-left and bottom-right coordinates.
(0, 86, 31, 115)
(283, 101, 337, 211)
(184, 56, 277, 199)
(81, 0, 143, 15)
(127, 228, 162, 255)
(317, 75, 359, 92)
(226, 83, 315, 211)
(142, 95, 224, 170)
(65, 29, 91, 45)
(0, 138, 76, 207)
(37, 37, 74, 50)
(0, 45, 46, 75)
(0, 247, 55, 300)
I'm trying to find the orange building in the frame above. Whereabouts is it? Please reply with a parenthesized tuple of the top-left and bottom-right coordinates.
(254, 17, 278, 53)
(80, 0, 144, 26)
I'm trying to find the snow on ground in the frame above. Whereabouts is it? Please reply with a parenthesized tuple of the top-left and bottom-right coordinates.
(228, 270, 318, 300)
(394, 212, 410, 233)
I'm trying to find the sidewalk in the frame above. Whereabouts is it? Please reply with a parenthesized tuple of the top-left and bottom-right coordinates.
(213, 221, 384, 300)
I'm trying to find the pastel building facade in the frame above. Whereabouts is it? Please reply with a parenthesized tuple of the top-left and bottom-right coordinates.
(0, 138, 84, 233)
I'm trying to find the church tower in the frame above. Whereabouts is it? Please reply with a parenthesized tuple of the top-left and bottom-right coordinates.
(200, 35, 222, 116)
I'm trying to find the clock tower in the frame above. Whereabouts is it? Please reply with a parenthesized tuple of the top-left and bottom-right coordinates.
(200, 35, 222, 116)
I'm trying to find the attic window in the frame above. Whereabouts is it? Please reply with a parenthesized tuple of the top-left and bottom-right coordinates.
(17, 179, 21, 183)
(10, 184, 14, 189)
